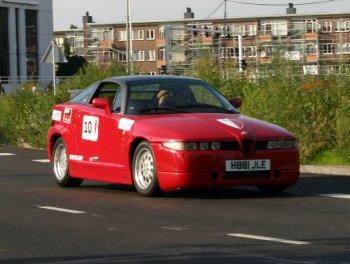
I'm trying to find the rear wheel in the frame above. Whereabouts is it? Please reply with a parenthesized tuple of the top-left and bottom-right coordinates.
(52, 138, 83, 187)
(132, 141, 160, 196)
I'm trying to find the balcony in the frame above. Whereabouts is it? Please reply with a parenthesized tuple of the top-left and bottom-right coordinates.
(156, 38, 165, 46)
(304, 54, 318, 62)
(259, 57, 273, 63)
(258, 34, 272, 42)
(98, 40, 113, 48)
(304, 32, 317, 40)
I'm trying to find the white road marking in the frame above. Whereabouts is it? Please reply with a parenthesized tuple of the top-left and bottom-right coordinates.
(32, 159, 50, 163)
(228, 233, 310, 245)
(36, 205, 85, 214)
(161, 226, 189, 231)
(320, 193, 350, 199)
(0, 153, 15, 156)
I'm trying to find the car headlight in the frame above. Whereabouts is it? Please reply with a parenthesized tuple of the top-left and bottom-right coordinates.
(162, 141, 221, 151)
(268, 140, 296, 149)
(162, 141, 186, 151)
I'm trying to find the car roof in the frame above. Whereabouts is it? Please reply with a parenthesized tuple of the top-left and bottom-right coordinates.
(102, 75, 202, 85)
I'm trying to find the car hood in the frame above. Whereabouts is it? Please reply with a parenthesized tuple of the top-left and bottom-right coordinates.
(130, 113, 295, 141)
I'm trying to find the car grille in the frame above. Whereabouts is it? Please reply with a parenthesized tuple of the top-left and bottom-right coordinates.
(225, 170, 270, 180)
(221, 141, 240, 150)
(221, 141, 268, 151)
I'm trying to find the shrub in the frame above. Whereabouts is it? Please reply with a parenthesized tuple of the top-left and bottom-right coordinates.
(190, 57, 349, 164)
(0, 84, 55, 148)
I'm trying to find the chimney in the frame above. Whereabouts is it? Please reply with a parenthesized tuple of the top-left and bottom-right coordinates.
(83, 11, 93, 24)
(184, 7, 194, 19)
(286, 3, 296, 14)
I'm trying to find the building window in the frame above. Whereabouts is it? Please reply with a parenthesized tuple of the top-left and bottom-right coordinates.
(321, 44, 335, 54)
(146, 50, 155, 61)
(337, 43, 350, 54)
(133, 51, 144, 61)
(118, 52, 126, 62)
(118, 30, 127, 41)
(220, 47, 236, 58)
(132, 30, 144, 40)
(0, 7, 9, 81)
(261, 21, 272, 34)
(231, 24, 245, 35)
(25, 9, 38, 76)
(305, 19, 317, 33)
(305, 43, 317, 55)
(321, 22, 332, 32)
(335, 21, 350, 32)
(247, 25, 257, 36)
(159, 27, 165, 39)
(260, 20, 287, 36)
(146, 29, 155, 40)
(158, 48, 166, 60)
(260, 46, 273, 57)
(91, 28, 113, 41)
(243, 46, 257, 57)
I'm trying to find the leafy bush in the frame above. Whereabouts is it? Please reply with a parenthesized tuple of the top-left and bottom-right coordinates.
(0, 84, 55, 148)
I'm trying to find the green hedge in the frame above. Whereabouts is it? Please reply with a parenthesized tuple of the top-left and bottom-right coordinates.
(0, 84, 56, 148)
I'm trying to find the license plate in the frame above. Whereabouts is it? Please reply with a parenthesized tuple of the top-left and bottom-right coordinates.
(225, 159, 270, 172)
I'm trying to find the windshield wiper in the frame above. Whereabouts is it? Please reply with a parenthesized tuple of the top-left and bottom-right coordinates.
(136, 107, 186, 114)
(177, 104, 238, 113)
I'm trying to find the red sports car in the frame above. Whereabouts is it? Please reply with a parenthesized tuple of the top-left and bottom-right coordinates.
(48, 76, 299, 196)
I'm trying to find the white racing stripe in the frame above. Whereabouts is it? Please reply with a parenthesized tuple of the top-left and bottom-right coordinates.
(228, 233, 310, 245)
(320, 194, 350, 199)
(36, 206, 85, 214)
(32, 159, 50, 163)
(0, 153, 15, 156)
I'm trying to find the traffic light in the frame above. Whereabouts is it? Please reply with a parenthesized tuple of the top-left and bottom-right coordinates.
(192, 25, 198, 37)
(204, 26, 210, 38)
(213, 27, 220, 39)
(239, 59, 247, 71)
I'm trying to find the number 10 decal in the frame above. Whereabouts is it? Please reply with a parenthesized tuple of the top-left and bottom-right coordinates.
(82, 116, 99, 141)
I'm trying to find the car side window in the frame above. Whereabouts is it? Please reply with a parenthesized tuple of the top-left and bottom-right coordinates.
(112, 90, 123, 113)
(90, 83, 121, 109)
(70, 82, 99, 104)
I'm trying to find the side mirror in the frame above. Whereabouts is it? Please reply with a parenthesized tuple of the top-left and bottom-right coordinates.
(229, 97, 242, 108)
(92, 98, 111, 114)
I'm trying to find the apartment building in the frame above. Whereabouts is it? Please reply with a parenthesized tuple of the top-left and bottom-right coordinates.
(0, 0, 53, 92)
(54, 9, 350, 76)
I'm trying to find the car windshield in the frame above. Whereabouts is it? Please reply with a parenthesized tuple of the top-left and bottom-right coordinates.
(124, 79, 239, 115)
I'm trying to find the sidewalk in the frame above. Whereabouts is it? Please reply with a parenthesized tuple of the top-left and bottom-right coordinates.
(300, 165, 350, 176)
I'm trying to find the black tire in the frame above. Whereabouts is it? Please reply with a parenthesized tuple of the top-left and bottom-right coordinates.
(258, 185, 289, 194)
(52, 138, 83, 187)
(132, 141, 160, 196)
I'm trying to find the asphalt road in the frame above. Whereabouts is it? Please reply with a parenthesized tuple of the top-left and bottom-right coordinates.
(1, 145, 350, 263)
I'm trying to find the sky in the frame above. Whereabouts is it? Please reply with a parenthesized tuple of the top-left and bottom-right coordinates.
(53, 0, 350, 30)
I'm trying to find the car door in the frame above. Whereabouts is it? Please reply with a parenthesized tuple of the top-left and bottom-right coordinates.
(74, 82, 126, 182)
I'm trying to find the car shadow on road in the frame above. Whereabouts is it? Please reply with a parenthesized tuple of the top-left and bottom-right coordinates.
(79, 174, 350, 200)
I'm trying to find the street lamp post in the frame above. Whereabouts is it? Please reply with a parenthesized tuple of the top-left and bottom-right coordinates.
(126, 0, 133, 74)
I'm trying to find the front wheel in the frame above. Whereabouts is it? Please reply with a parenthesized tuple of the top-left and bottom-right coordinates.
(132, 141, 160, 196)
(52, 138, 83, 187)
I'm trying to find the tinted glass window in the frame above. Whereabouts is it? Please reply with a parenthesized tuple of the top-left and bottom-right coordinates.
(124, 79, 239, 115)
(70, 82, 99, 104)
